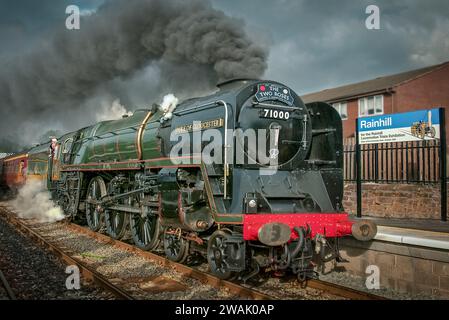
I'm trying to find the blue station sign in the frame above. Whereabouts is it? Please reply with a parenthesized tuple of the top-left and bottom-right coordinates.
(357, 108, 441, 145)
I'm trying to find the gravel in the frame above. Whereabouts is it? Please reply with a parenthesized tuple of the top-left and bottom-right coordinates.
(0, 214, 115, 300)
(0, 272, 10, 300)
(0, 217, 376, 300)
(28, 220, 238, 300)
(319, 267, 439, 300)
(31, 221, 349, 300)
(243, 276, 346, 300)
(3, 202, 440, 300)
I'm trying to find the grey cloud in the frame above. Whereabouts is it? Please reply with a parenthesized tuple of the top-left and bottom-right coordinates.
(212, 0, 449, 94)
(0, 0, 268, 149)
(1, 0, 448, 152)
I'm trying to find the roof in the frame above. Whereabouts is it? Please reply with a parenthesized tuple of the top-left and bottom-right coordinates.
(1, 153, 27, 162)
(0, 153, 13, 160)
(301, 61, 449, 103)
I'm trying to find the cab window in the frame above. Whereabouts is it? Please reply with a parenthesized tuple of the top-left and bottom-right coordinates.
(62, 138, 73, 163)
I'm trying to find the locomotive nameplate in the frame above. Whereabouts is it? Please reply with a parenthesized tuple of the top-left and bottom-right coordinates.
(255, 83, 294, 106)
(174, 118, 224, 134)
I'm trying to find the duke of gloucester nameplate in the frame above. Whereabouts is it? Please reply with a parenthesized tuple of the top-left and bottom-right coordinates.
(174, 118, 224, 134)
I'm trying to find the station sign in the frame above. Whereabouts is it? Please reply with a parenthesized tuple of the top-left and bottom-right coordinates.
(357, 108, 441, 145)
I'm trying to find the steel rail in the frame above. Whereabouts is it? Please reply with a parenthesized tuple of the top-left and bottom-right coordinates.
(305, 279, 388, 300)
(0, 269, 16, 300)
(0, 206, 386, 300)
(0, 209, 134, 300)
(69, 223, 387, 300)
(66, 223, 275, 300)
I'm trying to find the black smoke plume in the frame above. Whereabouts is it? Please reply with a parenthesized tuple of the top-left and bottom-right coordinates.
(0, 0, 268, 150)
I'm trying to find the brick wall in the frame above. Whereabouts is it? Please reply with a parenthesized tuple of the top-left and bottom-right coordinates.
(336, 63, 449, 140)
(395, 64, 449, 143)
(343, 183, 444, 219)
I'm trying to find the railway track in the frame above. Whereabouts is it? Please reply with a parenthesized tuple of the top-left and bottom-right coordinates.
(305, 279, 388, 300)
(65, 222, 387, 300)
(65, 222, 277, 300)
(0, 206, 272, 300)
(0, 209, 133, 300)
(0, 268, 16, 300)
(0, 205, 386, 300)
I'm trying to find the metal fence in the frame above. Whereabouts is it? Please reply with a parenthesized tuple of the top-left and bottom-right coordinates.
(343, 138, 441, 183)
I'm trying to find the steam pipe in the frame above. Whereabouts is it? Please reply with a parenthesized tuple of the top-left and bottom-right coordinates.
(291, 226, 305, 259)
(275, 245, 291, 270)
(136, 110, 154, 160)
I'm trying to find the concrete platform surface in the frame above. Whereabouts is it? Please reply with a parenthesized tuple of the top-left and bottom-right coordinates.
(354, 216, 449, 233)
(375, 225, 449, 250)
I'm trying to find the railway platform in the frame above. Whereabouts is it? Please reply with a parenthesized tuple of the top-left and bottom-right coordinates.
(358, 216, 449, 250)
(362, 216, 449, 234)
(338, 216, 449, 298)
(374, 226, 449, 250)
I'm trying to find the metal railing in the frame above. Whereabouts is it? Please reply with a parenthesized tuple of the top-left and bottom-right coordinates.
(343, 138, 441, 183)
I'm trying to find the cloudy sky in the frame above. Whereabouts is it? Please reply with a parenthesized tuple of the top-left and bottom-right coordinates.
(210, 0, 449, 94)
(1, 0, 448, 94)
(0, 0, 448, 149)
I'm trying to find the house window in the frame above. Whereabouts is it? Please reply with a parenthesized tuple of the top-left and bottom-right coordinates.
(332, 102, 348, 120)
(358, 95, 383, 117)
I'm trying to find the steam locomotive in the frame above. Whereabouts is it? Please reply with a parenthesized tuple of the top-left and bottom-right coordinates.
(0, 79, 376, 281)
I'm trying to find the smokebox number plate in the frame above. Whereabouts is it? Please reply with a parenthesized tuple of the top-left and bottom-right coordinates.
(260, 108, 290, 120)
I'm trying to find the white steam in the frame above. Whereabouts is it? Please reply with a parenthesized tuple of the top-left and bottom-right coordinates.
(10, 180, 65, 223)
(96, 99, 132, 121)
(159, 93, 179, 122)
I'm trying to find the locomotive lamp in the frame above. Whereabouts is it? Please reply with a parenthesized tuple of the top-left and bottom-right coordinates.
(248, 199, 257, 208)
(244, 193, 259, 213)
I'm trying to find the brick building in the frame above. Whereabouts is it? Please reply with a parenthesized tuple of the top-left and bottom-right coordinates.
(302, 61, 449, 221)
(302, 61, 449, 140)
